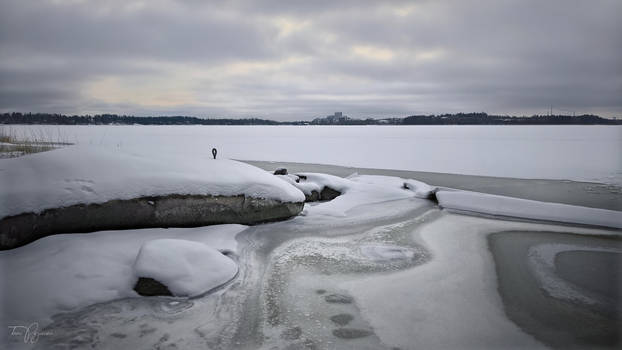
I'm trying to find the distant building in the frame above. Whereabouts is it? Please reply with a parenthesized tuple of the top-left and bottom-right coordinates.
(310, 112, 352, 124)
(324, 112, 348, 123)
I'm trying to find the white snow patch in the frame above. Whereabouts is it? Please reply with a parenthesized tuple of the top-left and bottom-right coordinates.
(299, 174, 424, 217)
(340, 213, 617, 350)
(437, 190, 622, 229)
(133, 239, 238, 297)
(274, 174, 322, 195)
(0, 224, 246, 328)
(0, 145, 305, 219)
(402, 179, 437, 198)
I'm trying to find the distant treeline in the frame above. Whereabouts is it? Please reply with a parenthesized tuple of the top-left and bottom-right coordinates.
(0, 113, 283, 125)
(401, 113, 620, 125)
(1, 112, 619, 125)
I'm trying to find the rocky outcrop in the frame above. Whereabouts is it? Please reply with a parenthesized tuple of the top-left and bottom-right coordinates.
(133, 277, 173, 297)
(302, 186, 342, 202)
(0, 194, 304, 250)
(319, 186, 341, 201)
(305, 190, 320, 202)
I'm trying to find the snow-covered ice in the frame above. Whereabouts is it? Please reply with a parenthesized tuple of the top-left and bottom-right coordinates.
(437, 189, 622, 229)
(133, 239, 238, 297)
(0, 145, 304, 219)
(7, 124, 621, 185)
(0, 225, 246, 328)
(340, 213, 618, 350)
(1, 126, 620, 348)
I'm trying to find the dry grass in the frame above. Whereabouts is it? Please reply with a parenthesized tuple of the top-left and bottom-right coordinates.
(0, 126, 71, 158)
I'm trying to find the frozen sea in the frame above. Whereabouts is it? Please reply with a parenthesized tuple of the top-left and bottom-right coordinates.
(6, 124, 622, 185)
(2, 124, 621, 349)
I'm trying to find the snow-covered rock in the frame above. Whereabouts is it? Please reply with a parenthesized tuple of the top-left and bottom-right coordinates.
(0, 225, 245, 328)
(133, 239, 238, 297)
(0, 145, 305, 220)
(436, 190, 622, 229)
(275, 172, 346, 202)
(301, 174, 429, 217)
(0, 146, 306, 249)
(402, 179, 438, 199)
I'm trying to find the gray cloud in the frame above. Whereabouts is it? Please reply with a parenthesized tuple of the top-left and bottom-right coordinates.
(0, 0, 620, 120)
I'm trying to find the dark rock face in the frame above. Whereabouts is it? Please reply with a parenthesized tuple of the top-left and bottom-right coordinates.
(319, 187, 341, 201)
(274, 168, 288, 175)
(305, 190, 320, 202)
(301, 187, 341, 203)
(0, 195, 304, 250)
(133, 277, 173, 297)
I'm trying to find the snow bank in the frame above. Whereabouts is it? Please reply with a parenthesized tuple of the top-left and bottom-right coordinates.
(402, 179, 437, 199)
(274, 174, 322, 195)
(437, 190, 622, 229)
(299, 174, 427, 217)
(0, 146, 305, 219)
(0, 224, 246, 327)
(133, 239, 237, 297)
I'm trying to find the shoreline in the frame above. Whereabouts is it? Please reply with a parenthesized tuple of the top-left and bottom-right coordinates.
(242, 160, 622, 211)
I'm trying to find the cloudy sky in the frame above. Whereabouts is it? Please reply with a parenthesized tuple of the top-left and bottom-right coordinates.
(1, 0, 620, 120)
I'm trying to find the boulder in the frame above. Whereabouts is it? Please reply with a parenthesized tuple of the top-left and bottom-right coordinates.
(320, 186, 341, 201)
(274, 168, 288, 175)
(305, 190, 320, 202)
(132, 239, 238, 297)
(134, 277, 173, 296)
(0, 194, 304, 250)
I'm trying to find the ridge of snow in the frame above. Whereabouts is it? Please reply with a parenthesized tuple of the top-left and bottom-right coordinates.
(0, 146, 305, 219)
(437, 190, 622, 229)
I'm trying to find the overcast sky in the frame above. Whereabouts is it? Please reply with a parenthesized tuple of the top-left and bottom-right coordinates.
(1, 0, 620, 120)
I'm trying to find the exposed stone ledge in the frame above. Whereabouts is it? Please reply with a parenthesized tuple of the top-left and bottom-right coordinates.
(0, 194, 304, 250)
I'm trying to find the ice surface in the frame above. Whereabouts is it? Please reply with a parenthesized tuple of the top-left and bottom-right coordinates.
(341, 213, 617, 350)
(527, 243, 621, 306)
(133, 239, 237, 297)
(7, 125, 621, 185)
(359, 244, 415, 262)
(0, 225, 246, 327)
(437, 190, 622, 229)
(0, 145, 304, 219)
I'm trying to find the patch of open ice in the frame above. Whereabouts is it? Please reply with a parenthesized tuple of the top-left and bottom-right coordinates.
(527, 243, 621, 306)
(133, 239, 238, 297)
(340, 213, 618, 349)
